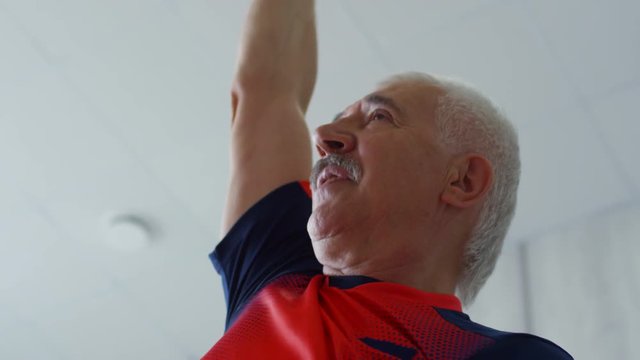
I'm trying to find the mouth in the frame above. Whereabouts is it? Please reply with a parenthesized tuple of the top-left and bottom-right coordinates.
(317, 165, 353, 189)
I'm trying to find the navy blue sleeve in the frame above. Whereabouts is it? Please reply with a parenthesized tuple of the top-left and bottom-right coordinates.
(468, 334, 574, 360)
(435, 308, 573, 360)
(210, 182, 322, 329)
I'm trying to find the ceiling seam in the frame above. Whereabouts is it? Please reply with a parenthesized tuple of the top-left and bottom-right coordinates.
(337, 0, 391, 71)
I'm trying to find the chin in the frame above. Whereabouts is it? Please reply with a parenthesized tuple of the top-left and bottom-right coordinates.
(310, 235, 352, 272)
(307, 209, 362, 268)
(307, 208, 332, 242)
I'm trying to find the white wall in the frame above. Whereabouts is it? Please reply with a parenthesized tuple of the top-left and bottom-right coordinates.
(468, 204, 640, 359)
(526, 204, 640, 360)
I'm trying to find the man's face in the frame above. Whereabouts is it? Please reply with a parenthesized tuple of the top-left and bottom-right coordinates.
(308, 80, 451, 272)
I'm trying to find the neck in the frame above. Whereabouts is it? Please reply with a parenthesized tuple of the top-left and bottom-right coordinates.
(321, 233, 462, 295)
(317, 207, 473, 296)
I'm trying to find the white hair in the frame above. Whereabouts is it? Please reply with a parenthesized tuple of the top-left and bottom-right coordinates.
(381, 72, 521, 306)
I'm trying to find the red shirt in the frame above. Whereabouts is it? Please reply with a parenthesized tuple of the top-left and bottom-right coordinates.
(204, 182, 572, 359)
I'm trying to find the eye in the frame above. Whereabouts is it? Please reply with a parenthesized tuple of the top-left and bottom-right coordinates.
(369, 109, 392, 122)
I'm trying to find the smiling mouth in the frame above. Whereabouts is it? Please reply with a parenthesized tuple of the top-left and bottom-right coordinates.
(317, 165, 353, 188)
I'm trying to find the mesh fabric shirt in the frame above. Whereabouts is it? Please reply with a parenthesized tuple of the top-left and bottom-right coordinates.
(202, 182, 572, 359)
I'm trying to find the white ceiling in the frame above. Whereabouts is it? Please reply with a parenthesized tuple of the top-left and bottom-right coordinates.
(1, 0, 638, 358)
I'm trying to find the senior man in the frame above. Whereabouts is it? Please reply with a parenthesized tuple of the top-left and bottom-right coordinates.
(202, 0, 572, 359)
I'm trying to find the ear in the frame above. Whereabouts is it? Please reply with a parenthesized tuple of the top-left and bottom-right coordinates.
(440, 154, 493, 209)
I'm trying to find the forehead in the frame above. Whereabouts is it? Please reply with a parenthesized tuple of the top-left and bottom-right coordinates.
(334, 79, 444, 128)
(370, 79, 443, 116)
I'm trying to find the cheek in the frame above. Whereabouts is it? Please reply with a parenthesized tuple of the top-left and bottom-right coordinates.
(359, 133, 443, 202)
(366, 146, 427, 188)
(367, 150, 443, 215)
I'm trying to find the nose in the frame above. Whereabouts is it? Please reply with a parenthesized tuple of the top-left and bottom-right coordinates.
(313, 123, 356, 157)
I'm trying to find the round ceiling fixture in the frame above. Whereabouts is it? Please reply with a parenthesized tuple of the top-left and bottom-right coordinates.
(102, 214, 153, 252)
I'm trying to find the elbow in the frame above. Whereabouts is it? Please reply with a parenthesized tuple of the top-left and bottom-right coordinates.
(232, 67, 281, 98)
(230, 87, 240, 125)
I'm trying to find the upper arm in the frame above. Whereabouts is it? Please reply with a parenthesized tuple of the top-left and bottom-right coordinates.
(220, 0, 317, 236)
(212, 181, 320, 329)
(221, 88, 313, 235)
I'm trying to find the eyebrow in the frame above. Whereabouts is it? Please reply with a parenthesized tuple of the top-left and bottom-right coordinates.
(363, 94, 403, 115)
(332, 94, 403, 123)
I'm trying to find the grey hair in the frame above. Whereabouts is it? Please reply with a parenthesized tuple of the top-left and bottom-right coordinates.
(380, 72, 521, 306)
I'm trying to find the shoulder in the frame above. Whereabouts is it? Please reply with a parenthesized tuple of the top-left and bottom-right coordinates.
(434, 308, 573, 360)
(212, 181, 320, 330)
(469, 333, 573, 359)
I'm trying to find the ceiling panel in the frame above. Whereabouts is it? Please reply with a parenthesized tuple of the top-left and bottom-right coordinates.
(0, 310, 65, 359)
(509, 99, 629, 240)
(1, 0, 244, 238)
(522, 0, 640, 100)
(0, 4, 224, 355)
(28, 290, 191, 360)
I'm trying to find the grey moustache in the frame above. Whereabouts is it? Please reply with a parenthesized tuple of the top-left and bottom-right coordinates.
(310, 154, 362, 190)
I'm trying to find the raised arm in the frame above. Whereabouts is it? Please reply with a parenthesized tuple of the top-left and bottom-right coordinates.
(222, 0, 317, 235)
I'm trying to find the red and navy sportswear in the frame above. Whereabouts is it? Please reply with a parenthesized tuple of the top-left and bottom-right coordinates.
(203, 182, 572, 359)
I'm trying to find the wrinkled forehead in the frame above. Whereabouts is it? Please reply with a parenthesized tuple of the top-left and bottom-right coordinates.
(333, 79, 445, 131)
(368, 79, 444, 124)
(372, 79, 444, 113)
